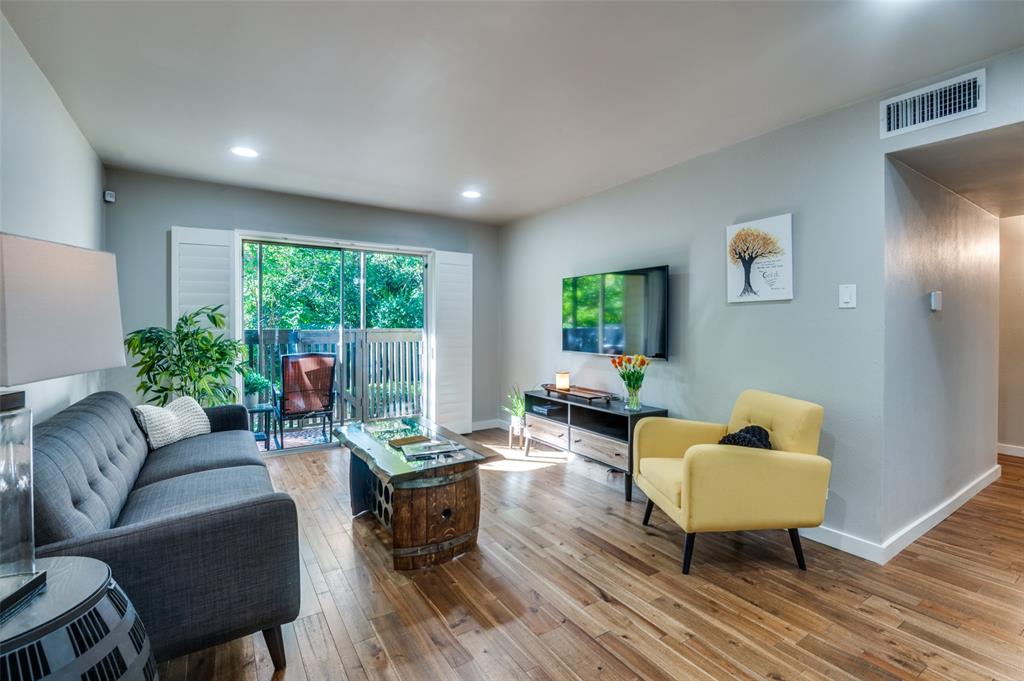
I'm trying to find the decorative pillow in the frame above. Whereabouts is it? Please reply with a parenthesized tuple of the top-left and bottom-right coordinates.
(718, 425, 772, 450)
(132, 396, 211, 450)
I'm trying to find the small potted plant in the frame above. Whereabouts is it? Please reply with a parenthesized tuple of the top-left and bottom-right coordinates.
(243, 370, 271, 410)
(611, 354, 649, 411)
(502, 385, 527, 448)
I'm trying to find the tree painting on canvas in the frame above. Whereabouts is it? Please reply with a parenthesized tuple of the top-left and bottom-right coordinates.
(726, 214, 793, 302)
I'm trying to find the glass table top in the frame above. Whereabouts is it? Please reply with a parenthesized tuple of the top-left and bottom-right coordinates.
(335, 417, 489, 480)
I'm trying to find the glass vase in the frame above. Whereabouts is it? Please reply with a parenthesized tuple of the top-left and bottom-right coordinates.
(625, 386, 642, 411)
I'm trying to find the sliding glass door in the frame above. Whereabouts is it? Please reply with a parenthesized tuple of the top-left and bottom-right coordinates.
(341, 251, 426, 422)
(243, 240, 426, 450)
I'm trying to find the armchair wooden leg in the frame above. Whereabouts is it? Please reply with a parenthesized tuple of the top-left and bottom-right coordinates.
(788, 529, 807, 570)
(262, 625, 286, 669)
(642, 499, 654, 526)
(682, 533, 696, 574)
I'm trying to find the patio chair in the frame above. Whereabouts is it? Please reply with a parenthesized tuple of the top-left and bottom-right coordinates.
(274, 352, 338, 447)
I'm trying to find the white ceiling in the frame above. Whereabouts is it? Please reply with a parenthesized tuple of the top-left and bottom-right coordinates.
(4, 2, 1023, 224)
(891, 122, 1024, 218)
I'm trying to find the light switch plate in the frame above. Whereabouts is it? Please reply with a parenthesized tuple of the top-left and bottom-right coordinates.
(838, 284, 857, 308)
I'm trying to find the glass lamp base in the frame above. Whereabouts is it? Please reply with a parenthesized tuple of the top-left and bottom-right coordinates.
(1, 391, 39, 622)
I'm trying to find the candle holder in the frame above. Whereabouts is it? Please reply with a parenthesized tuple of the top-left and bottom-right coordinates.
(555, 371, 571, 391)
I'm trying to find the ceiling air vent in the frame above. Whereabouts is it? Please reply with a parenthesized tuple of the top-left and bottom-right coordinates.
(880, 69, 985, 138)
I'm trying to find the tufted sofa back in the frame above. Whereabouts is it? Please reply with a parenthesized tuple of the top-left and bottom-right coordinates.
(33, 391, 149, 545)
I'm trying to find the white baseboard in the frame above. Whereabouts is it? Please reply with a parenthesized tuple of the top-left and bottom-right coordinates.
(800, 525, 889, 564)
(802, 463, 1001, 564)
(997, 442, 1024, 458)
(472, 418, 505, 431)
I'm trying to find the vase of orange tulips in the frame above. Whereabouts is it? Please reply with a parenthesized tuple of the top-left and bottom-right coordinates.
(611, 354, 648, 411)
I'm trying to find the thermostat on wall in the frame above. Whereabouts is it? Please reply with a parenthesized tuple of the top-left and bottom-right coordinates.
(103, 190, 116, 203)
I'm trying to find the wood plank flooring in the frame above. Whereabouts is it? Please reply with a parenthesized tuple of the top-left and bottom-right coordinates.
(158, 433, 1024, 681)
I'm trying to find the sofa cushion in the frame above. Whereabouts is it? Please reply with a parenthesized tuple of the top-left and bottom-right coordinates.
(134, 430, 263, 488)
(132, 396, 211, 449)
(116, 465, 273, 528)
(638, 457, 684, 507)
(33, 391, 149, 544)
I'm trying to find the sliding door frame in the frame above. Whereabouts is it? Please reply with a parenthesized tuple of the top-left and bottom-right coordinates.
(237, 229, 432, 426)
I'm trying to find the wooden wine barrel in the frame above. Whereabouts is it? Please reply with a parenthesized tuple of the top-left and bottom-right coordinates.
(337, 418, 494, 571)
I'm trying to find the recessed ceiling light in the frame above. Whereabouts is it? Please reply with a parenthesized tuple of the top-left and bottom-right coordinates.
(231, 146, 259, 158)
(461, 190, 482, 199)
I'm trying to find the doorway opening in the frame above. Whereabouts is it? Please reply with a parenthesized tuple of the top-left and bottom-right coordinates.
(241, 240, 426, 451)
(881, 120, 1023, 538)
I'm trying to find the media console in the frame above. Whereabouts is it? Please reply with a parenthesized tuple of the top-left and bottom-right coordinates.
(523, 389, 667, 501)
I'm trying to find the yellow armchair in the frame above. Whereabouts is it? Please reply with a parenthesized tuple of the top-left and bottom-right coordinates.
(634, 389, 829, 573)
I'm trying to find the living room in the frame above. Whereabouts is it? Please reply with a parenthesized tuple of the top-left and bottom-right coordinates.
(1, 2, 1022, 680)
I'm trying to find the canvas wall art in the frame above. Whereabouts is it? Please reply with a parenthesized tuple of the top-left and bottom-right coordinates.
(726, 213, 793, 303)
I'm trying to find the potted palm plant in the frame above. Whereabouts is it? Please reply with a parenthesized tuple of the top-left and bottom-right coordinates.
(124, 305, 246, 406)
(243, 370, 271, 409)
(503, 385, 527, 448)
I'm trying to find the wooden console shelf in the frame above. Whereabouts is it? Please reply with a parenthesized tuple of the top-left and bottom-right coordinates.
(523, 389, 667, 501)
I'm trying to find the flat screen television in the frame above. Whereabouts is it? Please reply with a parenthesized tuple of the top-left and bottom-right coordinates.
(562, 265, 669, 358)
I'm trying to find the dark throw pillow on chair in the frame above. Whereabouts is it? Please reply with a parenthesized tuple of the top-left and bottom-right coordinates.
(718, 425, 772, 450)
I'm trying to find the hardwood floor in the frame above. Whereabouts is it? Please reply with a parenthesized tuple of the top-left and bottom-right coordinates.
(158, 433, 1024, 681)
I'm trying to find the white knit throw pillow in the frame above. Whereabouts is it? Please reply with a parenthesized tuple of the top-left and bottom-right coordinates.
(132, 396, 212, 449)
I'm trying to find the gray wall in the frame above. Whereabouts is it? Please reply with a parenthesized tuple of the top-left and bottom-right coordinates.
(883, 160, 999, 537)
(500, 48, 1024, 552)
(102, 169, 502, 424)
(1, 16, 106, 420)
(500, 99, 889, 543)
(1000, 215, 1024, 449)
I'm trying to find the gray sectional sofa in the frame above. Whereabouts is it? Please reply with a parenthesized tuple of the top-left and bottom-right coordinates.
(32, 391, 299, 667)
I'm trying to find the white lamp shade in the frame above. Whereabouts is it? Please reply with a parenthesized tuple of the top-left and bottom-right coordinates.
(0, 233, 125, 386)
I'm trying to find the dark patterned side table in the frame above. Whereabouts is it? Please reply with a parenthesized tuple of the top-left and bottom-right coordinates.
(1, 557, 157, 681)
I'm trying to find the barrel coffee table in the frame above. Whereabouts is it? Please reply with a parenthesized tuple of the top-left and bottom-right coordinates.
(335, 417, 498, 570)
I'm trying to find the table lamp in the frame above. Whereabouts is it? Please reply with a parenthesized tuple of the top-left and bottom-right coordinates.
(0, 233, 125, 614)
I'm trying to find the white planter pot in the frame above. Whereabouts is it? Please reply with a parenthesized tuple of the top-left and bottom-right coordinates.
(243, 393, 258, 410)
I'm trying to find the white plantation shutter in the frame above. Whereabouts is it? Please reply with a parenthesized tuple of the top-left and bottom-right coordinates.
(169, 226, 240, 338)
(428, 250, 473, 434)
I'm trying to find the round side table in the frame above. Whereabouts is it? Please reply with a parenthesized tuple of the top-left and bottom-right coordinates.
(1, 557, 157, 681)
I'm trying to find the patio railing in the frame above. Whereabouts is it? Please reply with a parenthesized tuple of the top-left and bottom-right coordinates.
(358, 329, 425, 421)
(245, 328, 425, 423)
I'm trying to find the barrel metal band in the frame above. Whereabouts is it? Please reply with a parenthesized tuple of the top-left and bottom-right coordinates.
(392, 468, 475, 489)
(393, 531, 476, 557)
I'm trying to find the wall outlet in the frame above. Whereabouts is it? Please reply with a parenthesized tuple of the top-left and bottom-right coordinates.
(838, 284, 857, 309)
